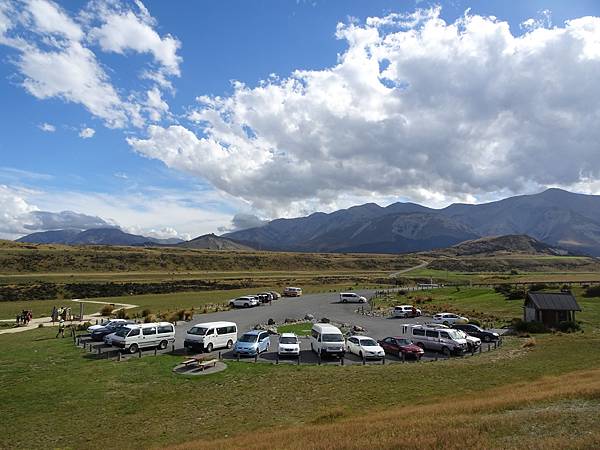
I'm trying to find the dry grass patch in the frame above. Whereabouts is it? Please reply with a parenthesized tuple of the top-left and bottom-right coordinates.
(169, 369, 600, 450)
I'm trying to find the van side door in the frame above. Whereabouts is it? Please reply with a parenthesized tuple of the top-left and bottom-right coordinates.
(142, 326, 157, 348)
(425, 330, 440, 350)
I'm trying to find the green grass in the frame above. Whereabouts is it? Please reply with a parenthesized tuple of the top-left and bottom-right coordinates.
(1, 327, 600, 449)
(277, 322, 313, 336)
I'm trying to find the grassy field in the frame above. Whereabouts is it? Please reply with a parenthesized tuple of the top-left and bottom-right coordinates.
(1, 326, 600, 449)
(277, 321, 313, 336)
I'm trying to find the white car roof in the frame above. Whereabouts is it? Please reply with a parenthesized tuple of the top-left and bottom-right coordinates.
(312, 323, 342, 333)
(280, 333, 297, 338)
(340, 292, 358, 295)
(395, 305, 413, 309)
(349, 335, 376, 341)
(192, 321, 236, 328)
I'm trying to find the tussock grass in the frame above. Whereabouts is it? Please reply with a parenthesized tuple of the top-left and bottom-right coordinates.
(169, 369, 600, 450)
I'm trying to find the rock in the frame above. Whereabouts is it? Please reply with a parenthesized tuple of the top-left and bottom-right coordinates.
(319, 317, 330, 323)
(284, 318, 294, 323)
(352, 325, 365, 333)
(267, 318, 275, 325)
(304, 314, 315, 321)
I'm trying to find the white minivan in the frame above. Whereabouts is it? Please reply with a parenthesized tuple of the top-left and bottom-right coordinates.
(339, 292, 367, 303)
(310, 323, 346, 357)
(184, 321, 237, 353)
(111, 322, 175, 354)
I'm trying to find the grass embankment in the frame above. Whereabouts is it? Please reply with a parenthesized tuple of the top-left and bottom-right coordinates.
(277, 322, 313, 336)
(0, 240, 420, 274)
(1, 328, 600, 449)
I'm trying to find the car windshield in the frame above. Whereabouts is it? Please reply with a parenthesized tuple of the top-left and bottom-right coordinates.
(280, 336, 297, 344)
(359, 339, 378, 347)
(187, 326, 208, 335)
(322, 334, 344, 342)
(239, 334, 258, 343)
(397, 339, 412, 345)
(115, 327, 131, 337)
(447, 330, 463, 340)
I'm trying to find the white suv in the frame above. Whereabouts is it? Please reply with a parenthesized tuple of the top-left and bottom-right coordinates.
(432, 313, 468, 326)
(392, 305, 422, 318)
(339, 292, 367, 303)
(229, 296, 259, 308)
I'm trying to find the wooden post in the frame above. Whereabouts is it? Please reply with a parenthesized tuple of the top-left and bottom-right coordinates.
(138, 349, 142, 358)
(254, 353, 258, 363)
(154, 348, 157, 356)
(117, 352, 122, 362)
(297, 355, 300, 365)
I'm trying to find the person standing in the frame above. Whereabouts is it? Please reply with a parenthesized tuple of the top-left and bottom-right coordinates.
(56, 319, 65, 338)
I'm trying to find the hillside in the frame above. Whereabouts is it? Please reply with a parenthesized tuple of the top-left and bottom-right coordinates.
(225, 189, 600, 255)
(177, 233, 254, 250)
(429, 235, 572, 257)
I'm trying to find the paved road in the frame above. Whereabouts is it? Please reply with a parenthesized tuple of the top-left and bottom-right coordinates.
(174, 289, 428, 347)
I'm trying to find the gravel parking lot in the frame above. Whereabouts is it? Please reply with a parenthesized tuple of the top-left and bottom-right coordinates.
(76, 289, 505, 365)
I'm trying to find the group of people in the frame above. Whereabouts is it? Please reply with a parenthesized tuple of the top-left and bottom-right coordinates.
(15, 309, 32, 325)
(51, 306, 71, 323)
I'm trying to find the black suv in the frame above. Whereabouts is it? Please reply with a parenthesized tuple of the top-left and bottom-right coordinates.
(452, 324, 500, 343)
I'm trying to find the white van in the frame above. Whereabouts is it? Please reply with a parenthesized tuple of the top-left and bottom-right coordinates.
(339, 292, 367, 303)
(184, 321, 237, 353)
(400, 324, 467, 356)
(111, 322, 175, 354)
(310, 323, 346, 357)
(283, 287, 302, 297)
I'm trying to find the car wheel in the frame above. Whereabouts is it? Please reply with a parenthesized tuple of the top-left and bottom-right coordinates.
(244, 303, 250, 308)
(158, 340, 167, 350)
(483, 335, 491, 343)
(342, 299, 347, 303)
(359, 351, 363, 358)
(129, 343, 139, 354)
(226, 340, 233, 349)
(441, 346, 451, 357)
(206, 343, 213, 353)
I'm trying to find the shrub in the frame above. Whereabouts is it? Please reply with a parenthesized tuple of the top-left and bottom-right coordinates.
(513, 319, 547, 334)
(529, 283, 548, 292)
(557, 321, 581, 333)
(115, 308, 130, 320)
(144, 314, 156, 323)
(469, 319, 482, 327)
(583, 285, 600, 298)
(76, 321, 92, 331)
(100, 304, 113, 316)
(141, 308, 152, 317)
(510, 269, 519, 275)
(522, 338, 536, 348)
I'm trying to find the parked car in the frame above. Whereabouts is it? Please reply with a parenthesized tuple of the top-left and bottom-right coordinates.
(269, 291, 281, 299)
(233, 330, 271, 356)
(378, 336, 424, 359)
(229, 296, 259, 308)
(391, 305, 422, 318)
(88, 319, 128, 334)
(454, 330, 481, 351)
(400, 324, 468, 356)
(310, 323, 345, 357)
(90, 320, 134, 341)
(452, 323, 500, 343)
(184, 321, 237, 352)
(339, 292, 367, 303)
(111, 322, 175, 354)
(256, 292, 273, 303)
(283, 287, 302, 297)
(432, 313, 469, 326)
(346, 335, 384, 359)
(277, 333, 300, 357)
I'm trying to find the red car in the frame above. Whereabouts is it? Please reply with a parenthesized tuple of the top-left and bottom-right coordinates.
(378, 336, 425, 359)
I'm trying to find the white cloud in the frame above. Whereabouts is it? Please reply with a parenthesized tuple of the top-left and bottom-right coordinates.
(0, 184, 39, 239)
(39, 122, 55, 132)
(0, 0, 181, 128)
(144, 87, 169, 121)
(79, 127, 95, 138)
(88, 4, 181, 76)
(129, 8, 600, 217)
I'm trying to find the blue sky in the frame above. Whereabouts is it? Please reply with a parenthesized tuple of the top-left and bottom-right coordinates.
(1, 0, 600, 239)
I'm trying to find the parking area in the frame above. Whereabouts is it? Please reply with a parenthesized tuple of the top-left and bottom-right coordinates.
(73, 288, 505, 366)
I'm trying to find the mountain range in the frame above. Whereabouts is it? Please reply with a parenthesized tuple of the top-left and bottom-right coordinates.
(16, 228, 183, 246)
(16, 189, 600, 256)
(224, 189, 600, 255)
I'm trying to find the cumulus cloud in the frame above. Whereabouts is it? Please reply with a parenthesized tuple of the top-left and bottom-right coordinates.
(218, 213, 268, 233)
(79, 127, 95, 138)
(0, 0, 180, 128)
(39, 122, 55, 132)
(129, 8, 600, 216)
(0, 185, 38, 238)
